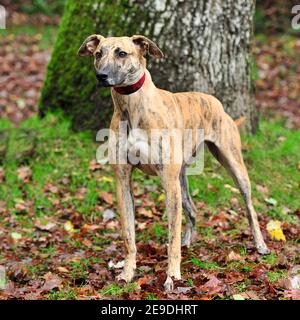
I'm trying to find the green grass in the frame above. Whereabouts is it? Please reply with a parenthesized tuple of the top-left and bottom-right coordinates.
(190, 257, 221, 270)
(0, 114, 299, 300)
(267, 270, 288, 283)
(0, 25, 59, 50)
(100, 283, 138, 297)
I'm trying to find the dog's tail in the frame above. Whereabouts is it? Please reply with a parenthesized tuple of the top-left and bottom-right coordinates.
(234, 116, 246, 129)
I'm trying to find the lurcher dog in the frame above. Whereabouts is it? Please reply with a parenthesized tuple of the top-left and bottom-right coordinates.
(78, 35, 269, 291)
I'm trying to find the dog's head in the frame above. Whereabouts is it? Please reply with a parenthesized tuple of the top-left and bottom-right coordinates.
(78, 35, 164, 87)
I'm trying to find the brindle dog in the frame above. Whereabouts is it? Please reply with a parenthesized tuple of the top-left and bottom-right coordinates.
(78, 35, 269, 291)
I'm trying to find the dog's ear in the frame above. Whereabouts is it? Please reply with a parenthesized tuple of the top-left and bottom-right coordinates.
(131, 35, 164, 59)
(78, 34, 105, 56)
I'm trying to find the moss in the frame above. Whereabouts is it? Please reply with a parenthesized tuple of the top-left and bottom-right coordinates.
(39, 0, 148, 132)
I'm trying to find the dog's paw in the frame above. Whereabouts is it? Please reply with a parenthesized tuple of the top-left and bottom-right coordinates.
(164, 276, 174, 292)
(257, 244, 270, 255)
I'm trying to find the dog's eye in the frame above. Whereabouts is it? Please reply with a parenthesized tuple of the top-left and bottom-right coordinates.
(118, 51, 127, 58)
(95, 51, 102, 60)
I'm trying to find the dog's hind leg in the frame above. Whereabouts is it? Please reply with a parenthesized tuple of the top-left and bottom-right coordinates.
(113, 164, 137, 283)
(180, 166, 196, 247)
(206, 121, 269, 255)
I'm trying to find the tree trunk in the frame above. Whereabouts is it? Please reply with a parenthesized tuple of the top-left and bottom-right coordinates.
(40, 0, 257, 133)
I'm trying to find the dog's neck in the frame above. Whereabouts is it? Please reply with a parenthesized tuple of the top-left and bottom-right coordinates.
(111, 69, 156, 115)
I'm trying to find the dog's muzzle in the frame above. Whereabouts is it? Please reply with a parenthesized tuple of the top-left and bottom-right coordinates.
(96, 72, 112, 87)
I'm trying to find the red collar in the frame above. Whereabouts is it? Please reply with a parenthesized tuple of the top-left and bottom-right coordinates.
(113, 72, 146, 95)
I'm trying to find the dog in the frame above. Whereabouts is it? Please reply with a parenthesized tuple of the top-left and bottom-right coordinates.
(78, 35, 269, 291)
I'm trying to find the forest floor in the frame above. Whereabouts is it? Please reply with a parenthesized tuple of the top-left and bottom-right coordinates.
(0, 21, 299, 300)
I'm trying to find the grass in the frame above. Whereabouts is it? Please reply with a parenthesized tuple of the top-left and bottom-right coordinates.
(0, 114, 299, 300)
(267, 270, 288, 283)
(190, 257, 221, 270)
(0, 25, 59, 50)
(100, 283, 138, 297)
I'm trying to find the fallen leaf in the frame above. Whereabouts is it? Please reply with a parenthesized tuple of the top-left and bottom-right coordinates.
(99, 191, 114, 205)
(137, 207, 154, 218)
(232, 294, 245, 300)
(11, 232, 22, 241)
(99, 176, 114, 183)
(137, 222, 147, 230)
(199, 275, 223, 296)
(267, 220, 286, 241)
(64, 221, 75, 233)
(241, 290, 260, 300)
(108, 260, 125, 269)
(227, 250, 243, 261)
(82, 224, 101, 232)
(35, 218, 56, 232)
(265, 198, 278, 206)
(57, 267, 69, 274)
(157, 193, 166, 202)
(230, 197, 239, 208)
(17, 166, 32, 182)
(137, 276, 150, 288)
(82, 239, 93, 247)
(103, 209, 116, 223)
(176, 287, 191, 294)
(256, 184, 269, 196)
(14, 199, 31, 214)
(39, 272, 62, 293)
(224, 184, 239, 194)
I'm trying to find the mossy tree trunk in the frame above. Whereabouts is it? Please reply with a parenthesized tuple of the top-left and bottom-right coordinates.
(40, 0, 257, 133)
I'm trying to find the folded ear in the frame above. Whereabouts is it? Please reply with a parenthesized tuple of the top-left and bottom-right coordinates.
(78, 34, 105, 56)
(131, 35, 164, 59)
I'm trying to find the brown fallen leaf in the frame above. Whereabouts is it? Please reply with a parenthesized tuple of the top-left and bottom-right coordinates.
(256, 184, 269, 196)
(227, 250, 243, 262)
(199, 275, 224, 296)
(82, 238, 93, 247)
(176, 287, 191, 294)
(137, 276, 150, 288)
(57, 266, 69, 274)
(137, 207, 154, 218)
(82, 224, 101, 232)
(39, 272, 62, 293)
(17, 166, 32, 183)
(34, 218, 56, 232)
(241, 290, 260, 300)
(14, 199, 32, 214)
(99, 191, 114, 205)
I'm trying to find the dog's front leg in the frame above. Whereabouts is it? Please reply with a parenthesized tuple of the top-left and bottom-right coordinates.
(113, 164, 136, 283)
(161, 166, 182, 292)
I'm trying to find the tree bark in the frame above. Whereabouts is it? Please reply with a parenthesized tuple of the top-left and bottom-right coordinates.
(40, 0, 257, 133)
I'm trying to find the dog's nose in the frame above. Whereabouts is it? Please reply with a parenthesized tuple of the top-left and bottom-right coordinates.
(96, 73, 108, 81)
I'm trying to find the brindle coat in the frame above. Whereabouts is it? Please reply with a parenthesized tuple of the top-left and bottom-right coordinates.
(78, 35, 269, 291)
